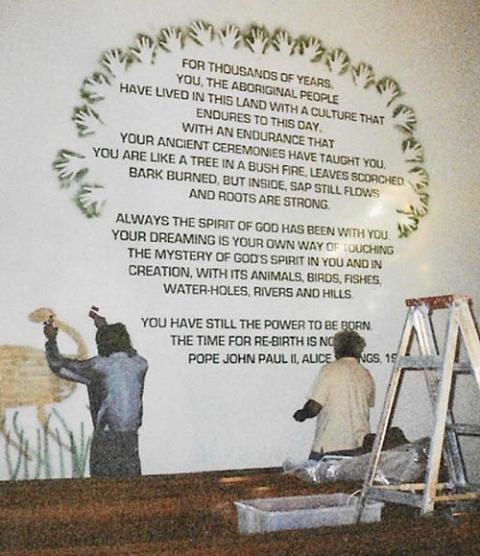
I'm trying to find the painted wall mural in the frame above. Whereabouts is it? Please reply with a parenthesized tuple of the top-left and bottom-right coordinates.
(4, 22, 432, 479)
(0, 309, 90, 479)
(6, 6, 479, 480)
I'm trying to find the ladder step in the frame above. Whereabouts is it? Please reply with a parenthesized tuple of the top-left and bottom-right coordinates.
(397, 355, 439, 368)
(367, 487, 423, 508)
(368, 485, 480, 507)
(433, 491, 480, 504)
(396, 356, 472, 373)
(447, 423, 480, 435)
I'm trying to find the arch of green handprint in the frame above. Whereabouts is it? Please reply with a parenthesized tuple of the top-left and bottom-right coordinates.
(54, 21, 429, 238)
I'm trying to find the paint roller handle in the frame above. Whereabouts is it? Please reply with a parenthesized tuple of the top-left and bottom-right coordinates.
(43, 316, 58, 341)
(88, 306, 108, 328)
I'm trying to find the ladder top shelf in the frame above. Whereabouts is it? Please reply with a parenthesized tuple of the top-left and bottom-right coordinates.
(405, 295, 471, 309)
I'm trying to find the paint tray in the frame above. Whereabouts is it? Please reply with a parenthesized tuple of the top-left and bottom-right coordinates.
(234, 493, 383, 534)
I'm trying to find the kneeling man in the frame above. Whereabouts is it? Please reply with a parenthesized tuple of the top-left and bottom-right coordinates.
(294, 329, 375, 459)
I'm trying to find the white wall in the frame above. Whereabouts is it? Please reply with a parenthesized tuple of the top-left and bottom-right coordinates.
(1, 0, 479, 480)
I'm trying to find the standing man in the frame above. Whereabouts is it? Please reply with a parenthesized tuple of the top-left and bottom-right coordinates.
(293, 329, 375, 459)
(44, 309, 148, 477)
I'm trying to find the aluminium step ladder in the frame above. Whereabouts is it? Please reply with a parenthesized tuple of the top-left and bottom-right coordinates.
(356, 294, 480, 519)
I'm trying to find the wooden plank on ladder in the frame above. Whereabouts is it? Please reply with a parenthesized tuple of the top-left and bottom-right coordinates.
(414, 304, 466, 486)
(455, 297, 480, 391)
(355, 307, 416, 521)
(422, 308, 459, 514)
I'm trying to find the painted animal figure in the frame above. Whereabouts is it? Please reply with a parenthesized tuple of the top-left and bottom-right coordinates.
(0, 308, 87, 455)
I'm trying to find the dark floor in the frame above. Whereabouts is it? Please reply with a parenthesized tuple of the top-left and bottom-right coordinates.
(1, 469, 480, 555)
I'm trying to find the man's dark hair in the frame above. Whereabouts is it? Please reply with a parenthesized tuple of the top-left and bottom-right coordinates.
(333, 329, 366, 360)
(96, 323, 136, 357)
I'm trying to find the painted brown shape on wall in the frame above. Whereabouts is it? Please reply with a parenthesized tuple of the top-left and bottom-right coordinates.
(0, 308, 88, 455)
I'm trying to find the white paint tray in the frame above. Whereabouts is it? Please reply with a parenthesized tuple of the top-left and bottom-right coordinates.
(234, 493, 383, 534)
